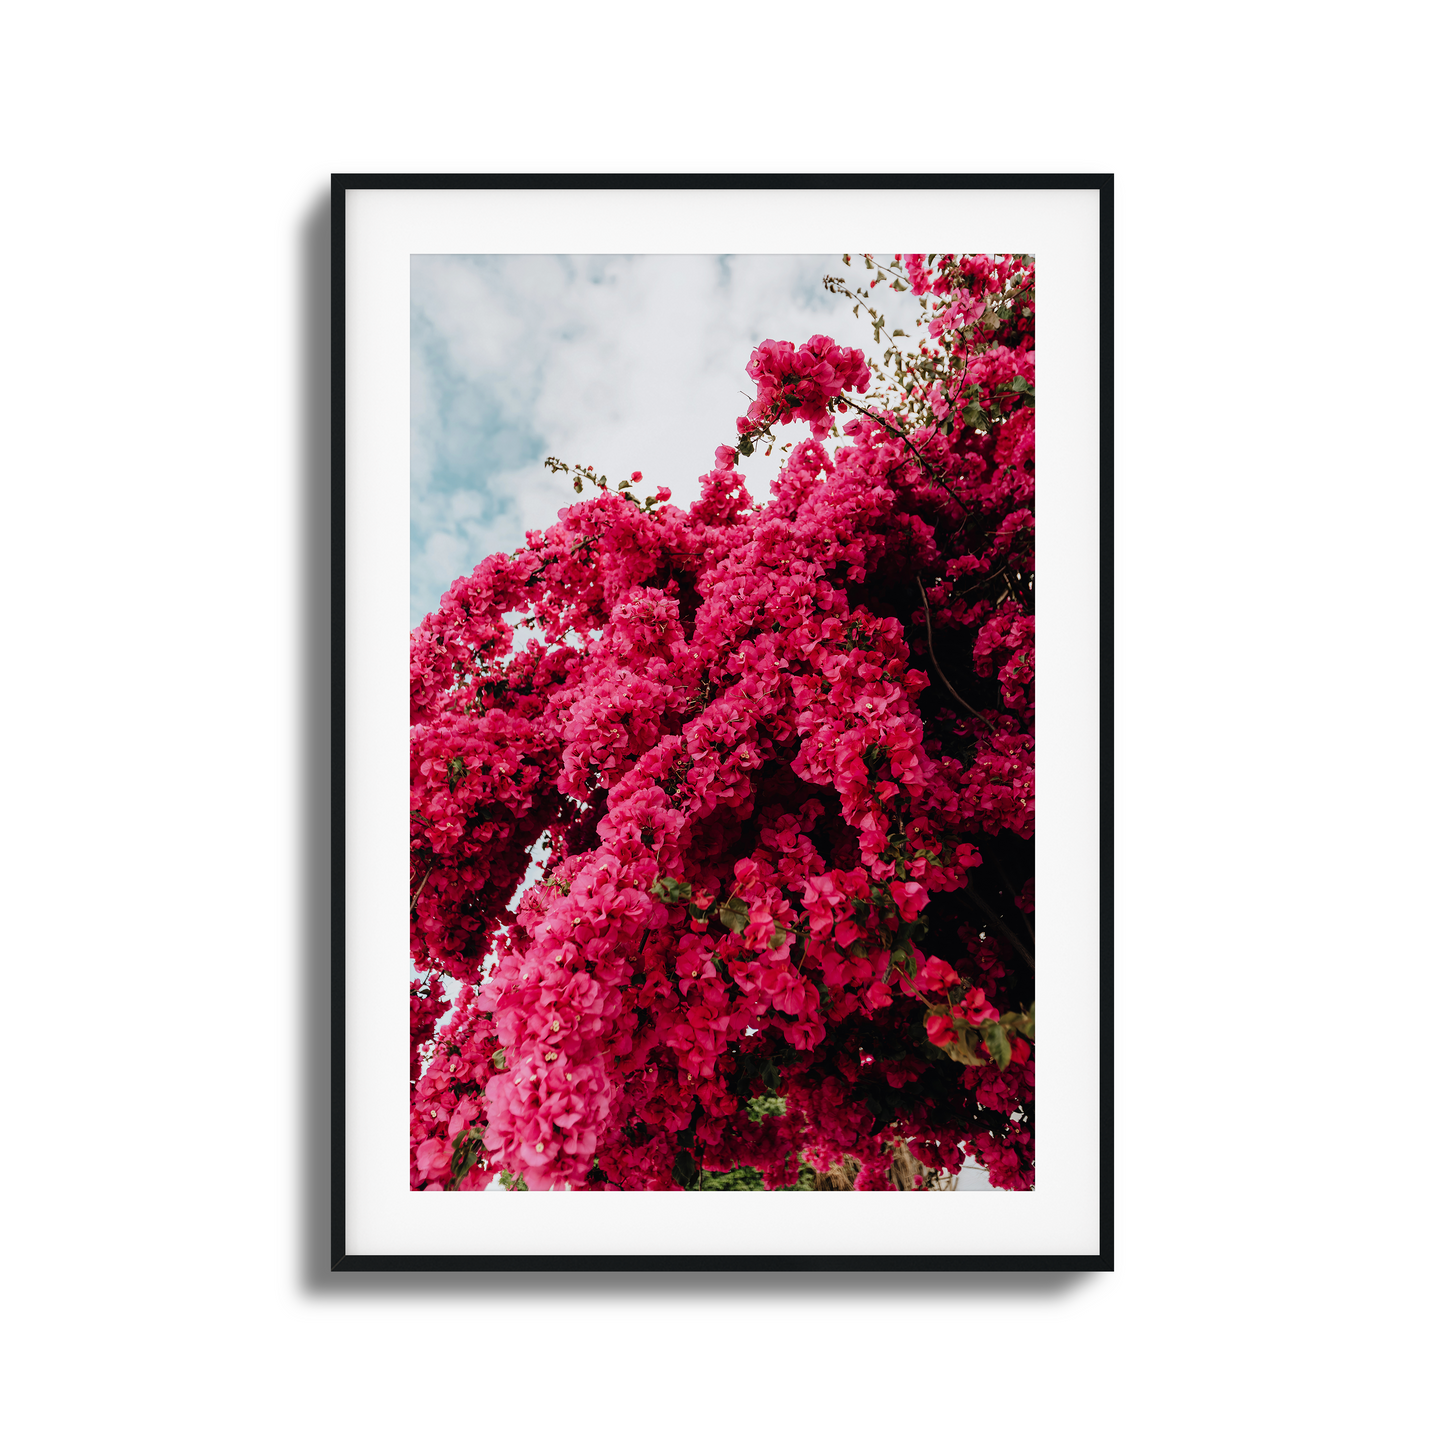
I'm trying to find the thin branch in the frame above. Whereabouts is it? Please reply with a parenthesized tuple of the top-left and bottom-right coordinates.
(915, 577, 995, 733)
(989, 860, 1034, 947)
(964, 880, 1035, 973)
(837, 397, 968, 511)
(410, 868, 433, 914)
(956, 566, 1011, 599)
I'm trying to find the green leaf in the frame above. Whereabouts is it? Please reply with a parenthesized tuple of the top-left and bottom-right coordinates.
(688, 1165, 770, 1190)
(649, 875, 693, 904)
(491, 1047, 507, 1069)
(999, 1003, 1035, 1041)
(448, 1125, 488, 1188)
(946, 1024, 988, 1067)
(927, 1006, 988, 1066)
(717, 897, 750, 934)
(746, 1092, 787, 1123)
(980, 1020, 1013, 1072)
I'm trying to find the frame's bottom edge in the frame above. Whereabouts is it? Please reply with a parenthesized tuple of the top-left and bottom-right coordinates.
(330, 1252, 1113, 1272)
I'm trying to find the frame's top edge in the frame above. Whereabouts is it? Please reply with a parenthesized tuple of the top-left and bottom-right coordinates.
(330, 172, 1114, 192)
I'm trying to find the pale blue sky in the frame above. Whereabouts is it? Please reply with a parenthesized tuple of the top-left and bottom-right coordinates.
(410, 253, 891, 626)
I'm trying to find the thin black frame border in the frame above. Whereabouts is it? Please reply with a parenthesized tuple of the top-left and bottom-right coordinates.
(330, 172, 1114, 1273)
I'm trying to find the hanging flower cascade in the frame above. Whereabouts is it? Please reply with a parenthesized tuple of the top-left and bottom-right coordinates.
(410, 253, 1037, 1192)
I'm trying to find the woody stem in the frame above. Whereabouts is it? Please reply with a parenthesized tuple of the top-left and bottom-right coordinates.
(915, 577, 995, 733)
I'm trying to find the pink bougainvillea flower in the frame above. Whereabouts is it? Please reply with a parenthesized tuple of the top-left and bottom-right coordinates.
(925, 1014, 959, 1048)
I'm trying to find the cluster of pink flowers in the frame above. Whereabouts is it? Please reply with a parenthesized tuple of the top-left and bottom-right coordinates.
(737, 335, 870, 443)
(410, 254, 1036, 1191)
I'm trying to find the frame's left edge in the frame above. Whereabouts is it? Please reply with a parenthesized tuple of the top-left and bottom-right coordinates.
(330, 175, 349, 1271)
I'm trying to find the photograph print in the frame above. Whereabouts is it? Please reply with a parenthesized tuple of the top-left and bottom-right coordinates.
(407, 251, 1037, 1194)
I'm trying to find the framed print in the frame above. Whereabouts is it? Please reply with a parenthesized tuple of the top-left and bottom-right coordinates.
(332, 174, 1112, 1270)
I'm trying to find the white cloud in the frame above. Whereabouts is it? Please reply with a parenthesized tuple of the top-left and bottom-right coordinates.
(410, 253, 896, 624)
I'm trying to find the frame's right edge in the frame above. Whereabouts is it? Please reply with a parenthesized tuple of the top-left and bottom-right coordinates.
(1097, 174, 1116, 1272)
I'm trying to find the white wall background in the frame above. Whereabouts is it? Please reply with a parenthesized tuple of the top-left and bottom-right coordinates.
(1, 4, 1439, 1442)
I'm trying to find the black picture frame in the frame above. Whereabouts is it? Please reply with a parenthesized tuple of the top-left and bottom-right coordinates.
(331, 173, 1113, 1272)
